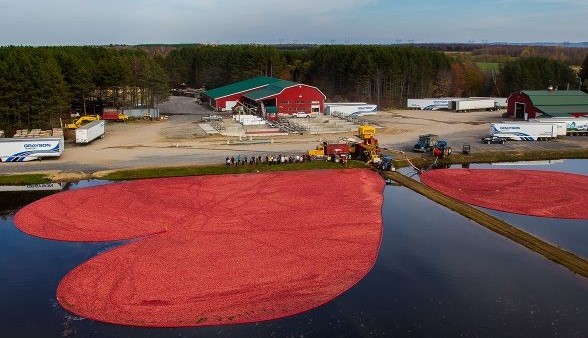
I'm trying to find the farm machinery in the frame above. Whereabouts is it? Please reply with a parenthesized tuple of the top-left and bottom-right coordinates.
(432, 140, 452, 158)
(307, 125, 382, 164)
(64, 115, 101, 129)
(413, 134, 452, 158)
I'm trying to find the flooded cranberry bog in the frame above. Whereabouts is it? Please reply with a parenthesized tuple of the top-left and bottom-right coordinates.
(2, 161, 588, 337)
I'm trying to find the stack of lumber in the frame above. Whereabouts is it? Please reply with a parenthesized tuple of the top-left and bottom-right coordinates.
(13, 129, 29, 137)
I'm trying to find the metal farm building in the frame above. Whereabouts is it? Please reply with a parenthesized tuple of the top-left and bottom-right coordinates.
(201, 76, 326, 119)
(507, 90, 588, 119)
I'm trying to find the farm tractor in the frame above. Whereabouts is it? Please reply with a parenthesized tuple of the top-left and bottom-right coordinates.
(432, 140, 452, 158)
(413, 134, 452, 158)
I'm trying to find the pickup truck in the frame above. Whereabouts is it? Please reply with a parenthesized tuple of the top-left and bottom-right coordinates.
(201, 115, 223, 122)
(292, 112, 311, 118)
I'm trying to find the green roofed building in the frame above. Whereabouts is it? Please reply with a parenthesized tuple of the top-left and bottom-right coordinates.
(201, 76, 326, 120)
(507, 90, 588, 119)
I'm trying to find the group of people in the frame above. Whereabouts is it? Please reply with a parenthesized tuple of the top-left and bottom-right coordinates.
(225, 154, 312, 166)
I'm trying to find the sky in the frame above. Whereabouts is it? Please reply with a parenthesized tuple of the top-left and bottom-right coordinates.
(0, 0, 587, 45)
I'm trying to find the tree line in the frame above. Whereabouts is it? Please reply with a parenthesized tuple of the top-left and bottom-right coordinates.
(0, 46, 169, 133)
(163, 44, 582, 105)
(0, 44, 584, 133)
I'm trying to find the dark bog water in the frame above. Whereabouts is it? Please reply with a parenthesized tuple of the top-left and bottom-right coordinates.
(430, 160, 588, 260)
(2, 163, 588, 337)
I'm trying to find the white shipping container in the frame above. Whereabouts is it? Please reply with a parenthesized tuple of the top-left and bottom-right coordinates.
(75, 120, 105, 144)
(0, 137, 64, 162)
(490, 123, 557, 141)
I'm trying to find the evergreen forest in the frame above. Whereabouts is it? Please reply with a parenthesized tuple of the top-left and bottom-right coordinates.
(0, 44, 584, 132)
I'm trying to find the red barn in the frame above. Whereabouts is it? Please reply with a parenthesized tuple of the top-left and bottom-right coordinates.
(201, 76, 326, 119)
(507, 90, 588, 119)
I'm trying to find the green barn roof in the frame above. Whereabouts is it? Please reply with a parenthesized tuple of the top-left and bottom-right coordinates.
(203, 76, 282, 99)
(522, 90, 588, 117)
(535, 105, 588, 117)
(523, 90, 588, 106)
(243, 80, 298, 101)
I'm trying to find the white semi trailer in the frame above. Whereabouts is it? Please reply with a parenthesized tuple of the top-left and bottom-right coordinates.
(532, 117, 588, 135)
(528, 119, 568, 137)
(0, 137, 64, 162)
(406, 98, 453, 110)
(75, 120, 105, 144)
(490, 123, 558, 141)
(325, 104, 378, 116)
(451, 99, 496, 112)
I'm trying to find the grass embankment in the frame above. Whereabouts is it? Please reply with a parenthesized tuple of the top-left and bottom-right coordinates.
(385, 171, 588, 279)
(101, 160, 367, 181)
(1, 148, 587, 184)
(0, 174, 51, 185)
(392, 148, 588, 170)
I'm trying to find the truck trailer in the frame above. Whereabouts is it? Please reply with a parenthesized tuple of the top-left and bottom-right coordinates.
(325, 104, 378, 117)
(532, 118, 588, 135)
(75, 120, 105, 144)
(406, 98, 453, 110)
(527, 119, 567, 137)
(0, 137, 64, 162)
(490, 123, 557, 141)
(451, 99, 496, 112)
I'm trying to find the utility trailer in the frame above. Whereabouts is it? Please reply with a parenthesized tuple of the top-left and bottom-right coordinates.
(75, 120, 105, 144)
(532, 117, 588, 135)
(0, 137, 64, 162)
(490, 123, 557, 141)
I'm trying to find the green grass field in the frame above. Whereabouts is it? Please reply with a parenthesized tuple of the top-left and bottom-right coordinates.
(475, 62, 502, 72)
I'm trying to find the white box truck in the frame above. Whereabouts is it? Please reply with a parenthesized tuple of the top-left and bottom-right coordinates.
(0, 137, 64, 162)
(75, 120, 105, 144)
(490, 123, 557, 141)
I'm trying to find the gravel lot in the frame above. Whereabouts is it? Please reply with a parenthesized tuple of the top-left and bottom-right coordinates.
(1, 96, 586, 176)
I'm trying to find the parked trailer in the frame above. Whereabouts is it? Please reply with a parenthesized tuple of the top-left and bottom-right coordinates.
(451, 99, 496, 112)
(527, 119, 567, 137)
(325, 104, 377, 116)
(0, 137, 64, 162)
(490, 123, 557, 141)
(75, 120, 105, 144)
(406, 98, 453, 110)
(471, 97, 508, 109)
(532, 117, 588, 135)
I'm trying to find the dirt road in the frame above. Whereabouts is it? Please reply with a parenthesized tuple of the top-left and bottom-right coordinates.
(1, 96, 586, 176)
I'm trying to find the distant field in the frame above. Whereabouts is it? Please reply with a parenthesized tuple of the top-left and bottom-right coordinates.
(475, 62, 502, 72)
